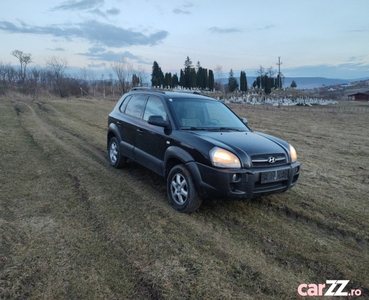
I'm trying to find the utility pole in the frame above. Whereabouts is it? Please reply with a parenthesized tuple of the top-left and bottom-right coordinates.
(102, 74, 105, 99)
(276, 57, 282, 89)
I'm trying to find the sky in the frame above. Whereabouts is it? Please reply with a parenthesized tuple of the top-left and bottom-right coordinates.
(1, 0, 369, 80)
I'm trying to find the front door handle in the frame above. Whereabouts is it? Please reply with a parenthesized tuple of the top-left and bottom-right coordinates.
(136, 128, 143, 134)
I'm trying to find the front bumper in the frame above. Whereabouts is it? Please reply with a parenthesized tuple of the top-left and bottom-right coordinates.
(186, 161, 301, 199)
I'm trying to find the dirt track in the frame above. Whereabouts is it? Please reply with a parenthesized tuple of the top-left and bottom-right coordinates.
(1, 96, 368, 299)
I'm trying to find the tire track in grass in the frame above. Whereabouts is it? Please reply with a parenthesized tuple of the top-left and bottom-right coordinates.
(16, 101, 334, 293)
(30, 100, 109, 164)
(14, 99, 369, 298)
(12, 100, 157, 299)
(200, 199, 369, 295)
(16, 100, 307, 299)
(256, 194, 369, 248)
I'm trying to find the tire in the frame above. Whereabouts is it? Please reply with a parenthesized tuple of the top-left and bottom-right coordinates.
(108, 136, 127, 168)
(167, 164, 202, 213)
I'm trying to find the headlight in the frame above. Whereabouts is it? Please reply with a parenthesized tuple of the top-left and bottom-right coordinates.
(290, 144, 297, 163)
(210, 147, 241, 168)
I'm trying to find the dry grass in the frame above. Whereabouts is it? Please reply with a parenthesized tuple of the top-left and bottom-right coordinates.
(1, 95, 368, 299)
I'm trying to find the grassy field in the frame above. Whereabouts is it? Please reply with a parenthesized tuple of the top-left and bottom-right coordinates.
(1, 94, 369, 299)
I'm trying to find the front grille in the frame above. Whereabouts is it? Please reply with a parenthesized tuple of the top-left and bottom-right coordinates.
(251, 153, 287, 168)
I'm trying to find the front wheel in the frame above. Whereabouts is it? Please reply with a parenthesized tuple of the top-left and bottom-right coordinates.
(167, 164, 202, 213)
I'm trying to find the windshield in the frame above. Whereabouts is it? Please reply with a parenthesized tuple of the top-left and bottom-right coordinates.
(168, 98, 249, 131)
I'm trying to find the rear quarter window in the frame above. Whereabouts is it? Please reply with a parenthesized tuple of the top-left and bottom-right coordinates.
(124, 94, 147, 118)
(119, 95, 131, 113)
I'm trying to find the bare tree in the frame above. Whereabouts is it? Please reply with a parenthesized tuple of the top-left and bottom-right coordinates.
(267, 66, 276, 78)
(111, 58, 134, 94)
(0, 61, 18, 86)
(256, 65, 265, 89)
(79, 67, 89, 82)
(11, 49, 32, 82)
(136, 66, 147, 87)
(46, 56, 68, 96)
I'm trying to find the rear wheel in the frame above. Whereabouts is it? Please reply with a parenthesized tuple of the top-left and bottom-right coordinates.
(167, 164, 202, 213)
(108, 136, 127, 168)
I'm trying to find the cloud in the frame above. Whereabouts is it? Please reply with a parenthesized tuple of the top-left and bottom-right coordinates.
(349, 28, 369, 33)
(283, 63, 369, 79)
(106, 8, 120, 16)
(208, 27, 242, 34)
(87, 62, 107, 69)
(173, 8, 191, 15)
(78, 47, 151, 65)
(257, 25, 275, 30)
(47, 47, 66, 51)
(79, 47, 139, 61)
(52, 0, 104, 11)
(89, 8, 106, 17)
(0, 20, 169, 47)
(173, 2, 193, 14)
(88, 7, 121, 18)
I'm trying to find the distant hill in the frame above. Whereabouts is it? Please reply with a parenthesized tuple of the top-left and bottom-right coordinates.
(218, 76, 369, 90)
(282, 77, 351, 89)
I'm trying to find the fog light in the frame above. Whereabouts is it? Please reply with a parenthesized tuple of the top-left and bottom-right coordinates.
(232, 173, 239, 182)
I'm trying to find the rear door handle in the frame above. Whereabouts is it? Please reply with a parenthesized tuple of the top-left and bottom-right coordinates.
(136, 128, 143, 134)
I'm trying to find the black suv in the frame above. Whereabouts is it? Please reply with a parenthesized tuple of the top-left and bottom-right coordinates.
(107, 88, 300, 212)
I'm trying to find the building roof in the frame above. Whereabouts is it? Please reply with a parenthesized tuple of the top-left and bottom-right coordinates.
(348, 91, 369, 97)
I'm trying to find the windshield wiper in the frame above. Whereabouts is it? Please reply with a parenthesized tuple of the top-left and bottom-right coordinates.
(181, 127, 208, 131)
(207, 127, 246, 132)
(181, 126, 246, 132)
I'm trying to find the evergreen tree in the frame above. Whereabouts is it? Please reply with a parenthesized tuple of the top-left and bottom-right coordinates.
(264, 75, 272, 94)
(208, 70, 214, 91)
(197, 67, 208, 89)
(228, 69, 239, 92)
(164, 72, 172, 88)
(203, 68, 208, 89)
(172, 73, 179, 87)
(182, 56, 194, 88)
(184, 56, 193, 68)
(240, 71, 248, 92)
(179, 69, 185, 87)
(196, 67, 203, 89)
(290, 80, 297, 88)
(151, 61, 164, 87)
(190, 68, 197, 88)
(132, 74, 140, 87)
(275, 74, 283, 89)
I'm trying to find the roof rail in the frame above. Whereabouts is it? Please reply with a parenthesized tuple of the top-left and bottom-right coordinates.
(168, 90, 207, 96)
(129, 87, 162, 92)
(129, 87, 208, 96)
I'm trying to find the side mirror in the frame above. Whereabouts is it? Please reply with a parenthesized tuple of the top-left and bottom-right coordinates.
(148, 115, 167, 127)
(241, 118, 248, 125)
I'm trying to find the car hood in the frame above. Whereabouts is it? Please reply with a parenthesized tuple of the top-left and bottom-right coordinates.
(189, 130, 289, 167)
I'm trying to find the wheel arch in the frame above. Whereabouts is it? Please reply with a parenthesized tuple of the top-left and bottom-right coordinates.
(107, 123, 121, 151)
(164, 146, 193, 178)
(164, 146, 203, 196)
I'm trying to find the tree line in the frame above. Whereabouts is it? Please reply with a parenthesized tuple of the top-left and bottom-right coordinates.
(1, 49, 294, 98)
(151, 57, 216, 91)
(151, 57, 249, 93)
(0, 50, 147, 98)
(1, 50, 95, 97)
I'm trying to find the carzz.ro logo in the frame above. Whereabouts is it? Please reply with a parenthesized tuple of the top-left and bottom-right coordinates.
(298, 280, 362, 297)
